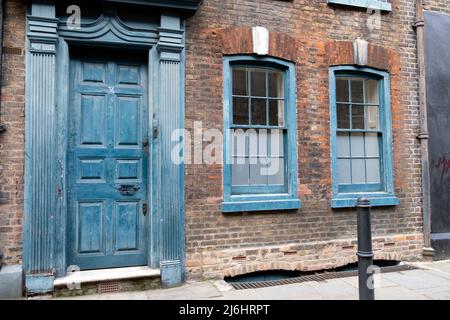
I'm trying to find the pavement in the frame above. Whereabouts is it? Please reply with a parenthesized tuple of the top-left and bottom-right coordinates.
(58, 260, 450, 300)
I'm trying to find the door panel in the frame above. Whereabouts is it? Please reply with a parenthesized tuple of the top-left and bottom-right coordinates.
(67, 50, 149, 270)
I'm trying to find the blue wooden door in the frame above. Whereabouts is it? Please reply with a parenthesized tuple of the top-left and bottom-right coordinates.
(67, 50, 149, 270)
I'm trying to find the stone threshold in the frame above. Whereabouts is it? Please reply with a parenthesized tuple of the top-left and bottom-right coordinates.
(54, 266, 160, 287)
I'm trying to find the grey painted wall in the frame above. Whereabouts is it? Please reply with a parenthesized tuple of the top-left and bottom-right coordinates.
(425, 11, 450, 258)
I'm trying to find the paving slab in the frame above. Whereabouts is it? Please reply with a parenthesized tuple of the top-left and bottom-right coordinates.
(382, 269, 450, 291)
(419, 289, 450, 300)
(341, 275, 401, 289)
(375, 286, 430, 300)
(246, 283, 324, 300)
(308, 279, 357, 300)
(147, 282, 222, 300)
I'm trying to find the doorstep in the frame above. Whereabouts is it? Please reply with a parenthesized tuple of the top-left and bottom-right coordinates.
(53, 266, 161, 297)
(54, 266, 160, 287)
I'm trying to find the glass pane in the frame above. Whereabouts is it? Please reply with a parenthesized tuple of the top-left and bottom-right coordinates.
(268, 71, 284, 98)
(337, 159, 351, 184)
(232, 158, 249, 186)
(366, 105, 380, 130)
(337, 133, 350, 157)
(351, 159, 366, 184)
(337, 104, 350, 129)
(250, 160, 266, 185)
(268, 157, 285, 185)
(352, 105, 365, 129)
(232, 129, 247, 157)
(366, 159, 381, 184)
(269, 130, 284, 157)
(251, 69, 266, 97)
(336, 78, 349, 102)
(269, 100, 285, 126)
(233, 97, 249, 125)
(251, 98, 267, 125)
(365, 133, 379, 157)
(365, 79, 379, 104)
(351, 79, 364, 103)
(247, 129, 258, 157)
(350, 133, 365, 157)
(232, 68, 248, 96)
(258, 129, 268, 157)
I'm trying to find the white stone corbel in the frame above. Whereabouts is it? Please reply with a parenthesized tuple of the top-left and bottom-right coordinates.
(353, 38, 368, 66)
(252, 26, 269, 55)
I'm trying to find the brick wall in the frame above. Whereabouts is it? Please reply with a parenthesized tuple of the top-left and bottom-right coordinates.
(0, 0, 26, 265)
(427, 0, 450, 14)
(0, 0, 445, 278)
(184, 0, 425, 280)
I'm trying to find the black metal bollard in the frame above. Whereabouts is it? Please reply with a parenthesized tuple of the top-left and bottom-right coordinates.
(356, 197, 375, 300)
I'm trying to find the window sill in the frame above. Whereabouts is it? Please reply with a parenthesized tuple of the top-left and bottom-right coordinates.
(222, 198, 301, 213)
(327, 0, 392, 12)
(331, 194, 399, 208)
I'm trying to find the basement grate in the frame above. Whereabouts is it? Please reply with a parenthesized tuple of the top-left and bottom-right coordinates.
(229, 264, 418, 290)
(98, 281, 120, 294)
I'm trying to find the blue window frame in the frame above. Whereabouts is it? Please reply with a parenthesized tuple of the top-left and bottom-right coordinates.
(330, 66, 399, 208)
(222, 56, 301, 213)
(327, 0, 391, 11)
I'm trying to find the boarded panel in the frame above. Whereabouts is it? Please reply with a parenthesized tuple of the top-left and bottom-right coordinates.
(425, 11, 450, 258)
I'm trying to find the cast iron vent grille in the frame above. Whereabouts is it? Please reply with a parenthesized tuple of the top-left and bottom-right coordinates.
(98, 281, 120, 294)
(229, 264, 418, 290)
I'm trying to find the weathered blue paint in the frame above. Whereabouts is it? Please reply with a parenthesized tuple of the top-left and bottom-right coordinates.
(25, 0, 196, 293)
(66, 54, 149, 270)
(104, 0, 203, 12)
(24, 0, 58, 294)
(24, 274, 54, 295)
(155, 13, 186, 287)
(222, 199, 301, 213)
(332, 196, 399, 208)
(222, 55, 301, 213)
(329, 66, 398, 208)
(327, 0, 392, 11)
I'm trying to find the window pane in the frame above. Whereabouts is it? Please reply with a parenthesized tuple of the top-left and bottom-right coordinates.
(366, 159, 381, 183)
(232, 129, 247, 157)
(336, 78, 349, 102)
(232, 68, 248, 96)
(351, 105, 365, 129)
(350, 133, 365, 157)
(232, 158, 249, 186)
(258, 129, 268, 157)
(337, 104, 350, 129)
(366, 105, 380, 130)
(250, 160, 266, 185)
(268, 71, 284, 98)
(365, 79, 379, 104)
(268, 157, 285, 185)
(351, 159, 366, 184)
(337, 133, 350, 157)
(337, 159, 351, 184)
(269, 100, 285, 126)
(351, 79, 364, 103)
(247, 129, 258, 157)
(251, 98, 267, 125)
(365, 133, 380, 157)
(233, 97, 249, 125)
(269, 130, 284, 157)
(251, 69, 266, 97)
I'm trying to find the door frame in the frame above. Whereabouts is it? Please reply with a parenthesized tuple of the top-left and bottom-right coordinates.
(55, 39, 157, 276)
(65, 50, 150, 270)
(24, 0, 194, 294)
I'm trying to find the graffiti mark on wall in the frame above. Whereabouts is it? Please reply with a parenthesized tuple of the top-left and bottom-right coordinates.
(435, 154, 450, 182)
